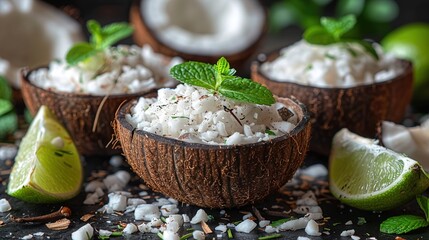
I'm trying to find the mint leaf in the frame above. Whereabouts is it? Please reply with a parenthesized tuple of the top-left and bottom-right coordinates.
(304, 26, 336, 45)
(66, 20, 133, 66)
(87, 20, 102, 45)
(66, 43, 99, 66)
(380, 215, 429, 234)
(99, 22, 134, 49)
(352, 39, 379, 60)
(170, 62, 217, 90)
(215, 57, 230, 75)
(417, 195, 429, 221)
(321, 14, 356, 39)
(0, 76, 12, 101)
(218, 76, 275, 105)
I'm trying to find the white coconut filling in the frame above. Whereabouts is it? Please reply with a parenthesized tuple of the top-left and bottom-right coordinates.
(126, 84, 297, 145)
(127, 84, 298, 145)
(260, 40, 404, 87)
(0, 0, 84, 88)
(29, 45, 182, 96)
(141, 0, 264, 55)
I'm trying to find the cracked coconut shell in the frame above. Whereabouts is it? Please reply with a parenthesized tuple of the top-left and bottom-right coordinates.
(114, 97, 311, 208)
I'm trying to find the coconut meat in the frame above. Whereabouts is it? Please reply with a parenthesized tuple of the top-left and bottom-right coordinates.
(141, 0, 264, 55)
(260, 40, 404, 87)
(382, 120, 429, 170)
(126, 84, 299, 145)
(0, 0, 84, 88)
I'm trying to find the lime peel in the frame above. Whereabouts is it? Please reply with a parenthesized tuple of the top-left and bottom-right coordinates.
(329, 128, 429, 211)
(7, 106, 82, 203)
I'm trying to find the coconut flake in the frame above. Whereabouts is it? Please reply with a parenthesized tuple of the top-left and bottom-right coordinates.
(98, 229, 112, 237)
(215, 224, 227, 233)
(190, 209, 208, 224)
(123, 223, 138, 235)
(193, 230, 205, 240)
(0, 198, 11, 212)
(71, 223, 94, 240)
(305, 219, 321, 236)
(135, 204, 161, 221)
(300, 164, 328, 178)
(163, 230, 179, 240)
(235, 219, 257, 233)
(341, 229, 356, 237)
(107, 192, 127, 211)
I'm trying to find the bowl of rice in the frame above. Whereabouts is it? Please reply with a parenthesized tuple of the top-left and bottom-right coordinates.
(252, 40, 413, 155)
(114, 84, 311, 208)
(21, 45, 182, 156)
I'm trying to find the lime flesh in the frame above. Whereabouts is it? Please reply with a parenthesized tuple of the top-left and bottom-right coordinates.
(7, 106, 82, 203)
(329, 128, 429, 211)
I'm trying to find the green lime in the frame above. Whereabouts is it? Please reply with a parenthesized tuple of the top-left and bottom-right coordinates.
(7, 106, 82, 203)
(329, 128, 429, 211)
(381, 23, 429, 106)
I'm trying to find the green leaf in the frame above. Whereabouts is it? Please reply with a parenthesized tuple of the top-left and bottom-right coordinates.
(0, 76, 12, 101)
(270, 218, 292, 227)
(321, 14, 356, 39)
(218, 76, 275, 105)
(258, 234, 283, 240)
(417, 195, 429, 222)
(347, 39, 379, 60)
(0, 99, 13, 116)
(87, 20, 102, 45)
(99, 22, 134, 49)
(365, 0, 398, 22)
(215, 57, 230, 75)
(66, 43, 99, 66)
(304, 26, 336, 45)
(0, 110, 17, 140)
(380, 215, 429, 234)
(336, 0, 365, 17)
(170, 61, 217, 90)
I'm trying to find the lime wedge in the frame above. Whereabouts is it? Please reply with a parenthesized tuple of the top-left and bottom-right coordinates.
(7, 106, 82, 203)
(329, 128, 429, 211)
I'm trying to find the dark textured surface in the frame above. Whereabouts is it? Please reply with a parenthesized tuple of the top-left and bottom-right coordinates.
(1, 152, 428, 239)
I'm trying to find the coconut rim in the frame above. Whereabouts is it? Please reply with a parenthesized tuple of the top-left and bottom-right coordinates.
(116, 96, 310, 150)
(131, 0, 267, 59)
(252, 48, 413, 91)
(20, 66, 164, 100)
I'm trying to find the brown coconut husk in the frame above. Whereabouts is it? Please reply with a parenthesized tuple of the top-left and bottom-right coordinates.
(129, 0, 267, 68)
(20, 68, 155, 156)
(251, 51, 413, 156)
(114, 97, 311, 208)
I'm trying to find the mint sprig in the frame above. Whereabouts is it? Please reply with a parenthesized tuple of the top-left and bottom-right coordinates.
(304, 15, 379, 60)
(66, 20, 134, 65)
(170, 57, 275, 105)
(380, 195, 429, 234)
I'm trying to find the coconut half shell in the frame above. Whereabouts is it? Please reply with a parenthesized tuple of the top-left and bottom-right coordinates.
(114, 97, 311, 208)
(20, 68, 156, 156)
(130, 0, 267, 67)
(251, 51, 413, 155)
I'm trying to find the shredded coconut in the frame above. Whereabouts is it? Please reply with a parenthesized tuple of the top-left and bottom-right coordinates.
(260, 40, 403, 87)
(127, 84, 298, 145)
(29, 45, 182, 95)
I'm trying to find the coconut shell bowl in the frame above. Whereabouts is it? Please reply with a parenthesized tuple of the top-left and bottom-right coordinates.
(20, 68, 157, 156)
(129, 0, 267, 67)
(251, 52, 413, 156)
(114, 97, 311, 208)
